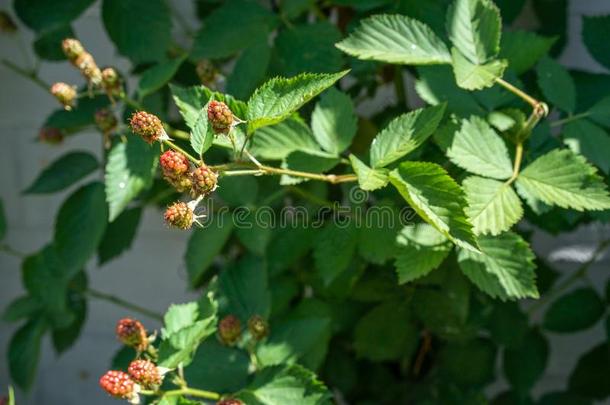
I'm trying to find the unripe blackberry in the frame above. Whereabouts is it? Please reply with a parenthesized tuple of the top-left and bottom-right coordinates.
(127, 360, 162, 388)
(50, 82, 77, 110)
(95, 108, 118, 133)
(101, 67, 122, 96)
(130, 111, 166, 144)
(38, 127, 64, 145)
(218, 315, 241, 345)
(164, 201, 194, 230)
(248, 315, 269, 340)
(217, 399, 243, 405)
(75, 52, 102, 86)
(99, 370, 136, 400)
(160, 150, 192, 192)
(190, 165, 218, 197)
(196, 60, 219, 86)
(116, 318, 148, 351)
(0, 11, 17, 33)
(207, 100, 233, 134)
(62, 38, 84, 61)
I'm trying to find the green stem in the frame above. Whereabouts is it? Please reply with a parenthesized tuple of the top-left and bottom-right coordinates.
(160, 387, 221, 401)
(528, 239, 610, 315)
(164, 126, 190, 141)
(86, 288, 164, 321)
(506, 142, 523, 185)
(119, 93, 144, 110)
(163, 140, 200, 164)
(495, 77, 542, 109)
(1, 59, 49, 91)
(551, 112, 591, 127)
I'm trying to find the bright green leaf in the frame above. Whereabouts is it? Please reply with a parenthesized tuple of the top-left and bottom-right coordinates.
(370, 103, 446, 168)
(105, 137, 158, 221)
(451, 48, 507, 90)
(336, 14, 451, 65)
(516, 148, 610, 211)
(24, 152, 98, 194)
(191, 100, 214, 156)
(247, 70, 349, 133)
(311, 88, 357, 154)
(349, 155, 389, 191)
(250, 118, 320, 161)
(447, 116, 513, 179)
(394, 223, 452, 284)
(389, 161, 479, 251)
(457, 232, 538, 300)
(280, 151, 340, 185)
(463, 176, 523, 235)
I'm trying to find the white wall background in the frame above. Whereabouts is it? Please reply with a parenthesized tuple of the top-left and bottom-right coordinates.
(0, 0, 608, 404)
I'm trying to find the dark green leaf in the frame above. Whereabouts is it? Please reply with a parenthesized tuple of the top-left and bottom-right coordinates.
(98, 207, 142, 265)
(569, 343, 610, 400)
(33, 25, 74, 61)
(313, 221, 358, 286)
(0, 198, 6, 240)
(24, 152, 98, 194)
(218, 255, 270, 320)
(8, 319, 47, 390)
(226, 38, 271, 100)
(102, 0, 171, 63)
(54, 182, 107, 273)
(487, 302, 528, 348)
(439, 338, 497, 386)
(138, 56, 186, 98)
(500, 31, 556, 75)
(185, 211, 233, 287)
(503, 329, 549, 394)
(536, 56, 576, 112)
(14, 0, 94, 31)
(543, 288, 605, 333)
(582, 15, 610, 71)
(52, 291, 87, 354)
(2, 295, 41, 322)
(250, 118, 320, 161)
(217, 176, 259, 206)
(280, 151, 340, 185)
(311, 88, 356, 154)
(44, 95, 109, 132)
(563, 119, 610, 174)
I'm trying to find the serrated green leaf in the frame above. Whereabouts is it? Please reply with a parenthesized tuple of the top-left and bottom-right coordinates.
(8, 318, 46, 391)
(237, 364, 332, 405)
(451, 48, 507, 90)
(354, 301, 418, 361)
(24, 152, 98, 194)
(105, 138, 158, 221)
(503, 329, 548, 394)
(336, 14, 450, 65)
(463, 176, 523, 235)
(138, 56, 186, 98)
(185, 211, 233, 287)
(394, 223, 452, 284)
(536, 56, 575, 112)
(226, 38, 271, 100)
(247, 71, 348, 133)
(102, 0, 170, 63)
(357, 204, 401, 264)
(516, 148, 610, 211)
(54, 182, 107, 273)
(97, 207, 142, 265)
(250, 118, 320, 161)
(543, 288, 605, 333)
(311, 88, 357, 154)
(500, 30, 556, 75)
(14, 0, 94, 31)
(191, 0, 277, 60)
(349, 155, 389, 191)
(447, 0, 502, 65)
(276, 22, 344, 76)
(313, 221, 358, 286)
(563, 119, 610, 174)
(583, 15, 610, 71)
(370, 103, 446, 168)
(218, 256, 270, 320)
(191, 100, 215, 156)
(447, 116, 513, 179)
(389, 161, 479, 251)
(457, 232, 538, 300)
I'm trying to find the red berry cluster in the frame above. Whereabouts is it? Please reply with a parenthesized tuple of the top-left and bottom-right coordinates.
(160, 150, 192, 192)
(116, 318, 148, 351)
(190, 165, 218, 197)
(208, 100, 234, 134)
(218, 315, 242, 346)
(50, 82, 77, 110)
(130, 111, 165, 144)
(164, 201, 195, 230)
(61, 38, 102, 87)
(217, 399, 244, 405)
(99, 370, 136, 400)
(127, 359, 162, 388)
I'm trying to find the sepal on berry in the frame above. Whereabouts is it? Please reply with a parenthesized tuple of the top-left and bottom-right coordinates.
(130, 111, 168, 144)
(50, 82, 77, 110)
(218, 315, 242, 345)
(116, 318, 148, 351)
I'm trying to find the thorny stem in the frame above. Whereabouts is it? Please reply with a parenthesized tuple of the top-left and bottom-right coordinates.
(528, 239, 610, 315)
(86, 288, 164, 321)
